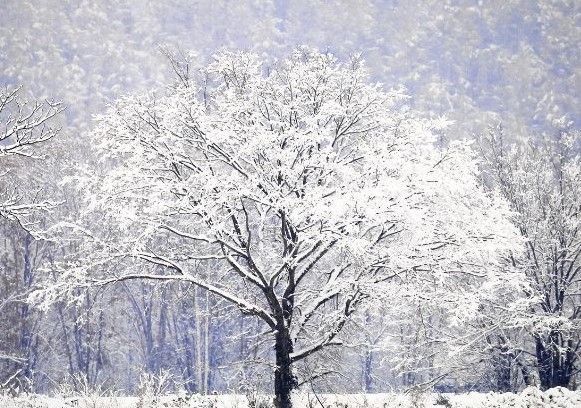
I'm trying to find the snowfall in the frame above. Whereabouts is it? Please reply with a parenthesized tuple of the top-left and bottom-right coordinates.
(2, 387, 581, 408)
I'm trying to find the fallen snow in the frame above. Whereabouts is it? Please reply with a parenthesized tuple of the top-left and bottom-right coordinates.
(1, 387, 580, 407)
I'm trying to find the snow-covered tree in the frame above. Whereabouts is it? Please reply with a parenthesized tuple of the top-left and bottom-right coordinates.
(479, 125, 581, 389)
(0, 86, 63, 225)
(376, 259, 534, 391)
(0, 85, 63, 392)
(38, 48, 521, 406)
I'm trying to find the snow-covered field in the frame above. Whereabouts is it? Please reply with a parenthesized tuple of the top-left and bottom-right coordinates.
(2, 387, 580, 408)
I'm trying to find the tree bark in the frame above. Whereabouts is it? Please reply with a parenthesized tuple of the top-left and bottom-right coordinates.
(273, 327, 297, 408)
(535, 332, 574, 390)
(363, 347, 373, 392)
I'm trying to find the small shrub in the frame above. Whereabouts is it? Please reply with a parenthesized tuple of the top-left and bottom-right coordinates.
(434, 394, 452, 408)
(244, 388, 272, 408)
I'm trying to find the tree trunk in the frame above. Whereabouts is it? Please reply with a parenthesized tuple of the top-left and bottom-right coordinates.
(193, 286, 203, 393)
(363, 347, 373, 392)
(203, 290, 210, 393)
(515, 356, 534, 387)
(273, 328, 297, 408)
(494, 342, 513, 392)
(535, 332, 574, 390)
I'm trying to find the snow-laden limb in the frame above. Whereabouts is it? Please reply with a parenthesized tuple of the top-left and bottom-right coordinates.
(0, 354, 25, 364)
(0, 86, 64, 229)
(89, 272, 277, 330)
(40, 47, 522, 407)
(0, 86, 64, 158)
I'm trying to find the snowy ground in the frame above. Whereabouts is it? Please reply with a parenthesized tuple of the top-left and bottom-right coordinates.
(1, 387, 580, 407)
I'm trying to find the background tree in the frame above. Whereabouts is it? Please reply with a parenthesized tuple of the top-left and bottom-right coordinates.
(479, 124, 581, 389)
(0, 86, 63, 392)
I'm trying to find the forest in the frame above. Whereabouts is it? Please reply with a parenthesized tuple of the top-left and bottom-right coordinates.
(0, 1, 579, 408)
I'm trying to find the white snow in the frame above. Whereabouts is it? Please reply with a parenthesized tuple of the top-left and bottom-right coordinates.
(2, 387, 581, 408)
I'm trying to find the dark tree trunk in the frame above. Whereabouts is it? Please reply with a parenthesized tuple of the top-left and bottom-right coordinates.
(535, 332, 574, 390)
(273, 327, 297, 408)
(495, 358, 512, 392)
(493, 342, 513, 392)
(14, 234, 37, 392)
(516, 356, 534, 387)
(363, 348, 373, 392)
